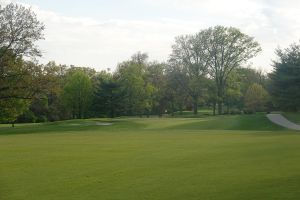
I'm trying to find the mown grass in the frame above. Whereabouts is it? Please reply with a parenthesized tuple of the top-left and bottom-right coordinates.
(0, 114, 299, 200)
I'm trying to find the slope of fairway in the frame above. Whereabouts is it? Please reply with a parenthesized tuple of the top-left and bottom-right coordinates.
(1, 115, 299, 200)
(139, 114, 284, 131)
(0, 114, 284, 136)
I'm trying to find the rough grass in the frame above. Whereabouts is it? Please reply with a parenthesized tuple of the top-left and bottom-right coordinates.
(172, 109, 213, 117)
(0, 115, 299, 200)
(284, 112, 300, 124)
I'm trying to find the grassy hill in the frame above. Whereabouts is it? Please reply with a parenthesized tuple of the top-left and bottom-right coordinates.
(284, 112, 300, 124)
(0, 114, 284, 136)
(1, 114, 300, 200)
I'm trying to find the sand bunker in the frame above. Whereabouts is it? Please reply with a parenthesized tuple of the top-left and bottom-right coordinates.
(96, 122, 113, 126)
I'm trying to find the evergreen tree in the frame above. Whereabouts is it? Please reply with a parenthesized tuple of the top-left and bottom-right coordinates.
(270, 42, 300, 111)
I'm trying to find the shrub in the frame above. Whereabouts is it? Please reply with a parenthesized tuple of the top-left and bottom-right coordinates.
(17, 110, 37, 123)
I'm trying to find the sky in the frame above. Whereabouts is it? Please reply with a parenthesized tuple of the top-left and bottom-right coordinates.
(1, 0, 300, 72)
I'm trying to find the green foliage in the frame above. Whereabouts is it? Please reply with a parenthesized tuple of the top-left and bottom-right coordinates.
(145, 62, 167, 115)
(237, 68, 267, 94)
(41, 62, 69, 121)
(0, 3, 44, 58)
(115, 53, 154, 116)
(244, 83, 269, 113)
(170, 26, 261, 115)
(204, 26, 261, 114)
(17, 110, 37, 123)
(1, 5, 295, 124)
(164, 65, 190, 115)
(169, 33, 208, 114)
(0, 98, 29, 124)
(0, 52, 38, 123)
(63, 70, 92, 119)
(0, 51, 36, 100)
(224, 70, 243, 112)
(94, 77, 125, 118)
(0, 3, 45, 124)
(270, 42, 300, 111)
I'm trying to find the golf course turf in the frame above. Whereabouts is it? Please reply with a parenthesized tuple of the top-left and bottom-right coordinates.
(1, 114, 300, 200)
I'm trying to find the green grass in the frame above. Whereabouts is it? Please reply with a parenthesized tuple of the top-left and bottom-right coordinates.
(172, 109, 213, 117)
(1, 115, 300, 200)
(284, 112, 300, 124)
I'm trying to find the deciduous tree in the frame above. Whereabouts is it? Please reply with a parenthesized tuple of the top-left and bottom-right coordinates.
(0, 3, 44, 124)
(169, 33, 209, 114)
(63, 70, 92, 119)
(204, 26, 261, 114)
(244, 83, 269, 113)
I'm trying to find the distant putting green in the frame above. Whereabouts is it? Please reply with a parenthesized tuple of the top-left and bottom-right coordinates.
(1, 114, 300, 200)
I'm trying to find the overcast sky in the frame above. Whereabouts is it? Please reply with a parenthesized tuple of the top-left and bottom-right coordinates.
(2, 0, 300, 71)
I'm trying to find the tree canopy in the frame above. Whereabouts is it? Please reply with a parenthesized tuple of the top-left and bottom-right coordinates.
(0, 3, 44, 58)
(0, 3, 45, 125)
(63, 70, 92, 119)
(0, 3, 298, 124)
(270, 42, 300, 111)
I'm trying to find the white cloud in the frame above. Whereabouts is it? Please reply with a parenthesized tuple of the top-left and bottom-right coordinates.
(0, 0, 11, 5)
(28, 6, 206, 70)
(2, 0, 300, 71)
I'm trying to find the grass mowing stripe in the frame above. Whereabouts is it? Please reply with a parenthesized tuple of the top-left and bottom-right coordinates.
(0, 115, 299, 200)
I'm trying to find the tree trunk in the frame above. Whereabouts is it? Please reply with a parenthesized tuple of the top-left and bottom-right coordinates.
(110, 96, 115, 118)
(213, 102, 216, 116)
(78, 102, 82, 119)
(110, 107, 115, 118)
(171, 101, 175, 117)
(193, 96, 198, 115)
(217, 101, 223, 115)
(179, 101, 183, 115)
(72, 104, 76, 119)
(227, 104, 230, 114)
(217, 83, 224, 115)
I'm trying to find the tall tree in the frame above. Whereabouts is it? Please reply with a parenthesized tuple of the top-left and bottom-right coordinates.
(62, 71, 92, 119)
(223, 70, 243, 113)
(0, 3, 44, 59)
(164, 64, 189, 115)
(236, 67, 267, 94)
(270, 42, 300, 111)
(145, 62, 167, 116)
(115, 52, 154, 116)
(94, 77, 125, 118)
(27, 62, 68, 122)
(0, 3, 44, 124)
(0, 52, 41, 125)
(204, 26, 261, 114)
(169, 33, 209, 114)
(244, 83, 269, 113)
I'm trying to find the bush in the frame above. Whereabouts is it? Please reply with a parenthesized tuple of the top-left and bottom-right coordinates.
(223, 109, 241, 115)
(244, 83, 269, 113)
(243, 109, 255, 114)
(36, 115, 47, 123)
(230, 109, 242, 115)
(17, 110, 37, 123)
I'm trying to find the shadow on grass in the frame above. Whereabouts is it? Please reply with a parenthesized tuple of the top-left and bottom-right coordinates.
(0, 119, 143, 136)
(166, 114, 286, 131)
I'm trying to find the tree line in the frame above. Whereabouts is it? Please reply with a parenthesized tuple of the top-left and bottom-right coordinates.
(0, 3, 299, 125)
